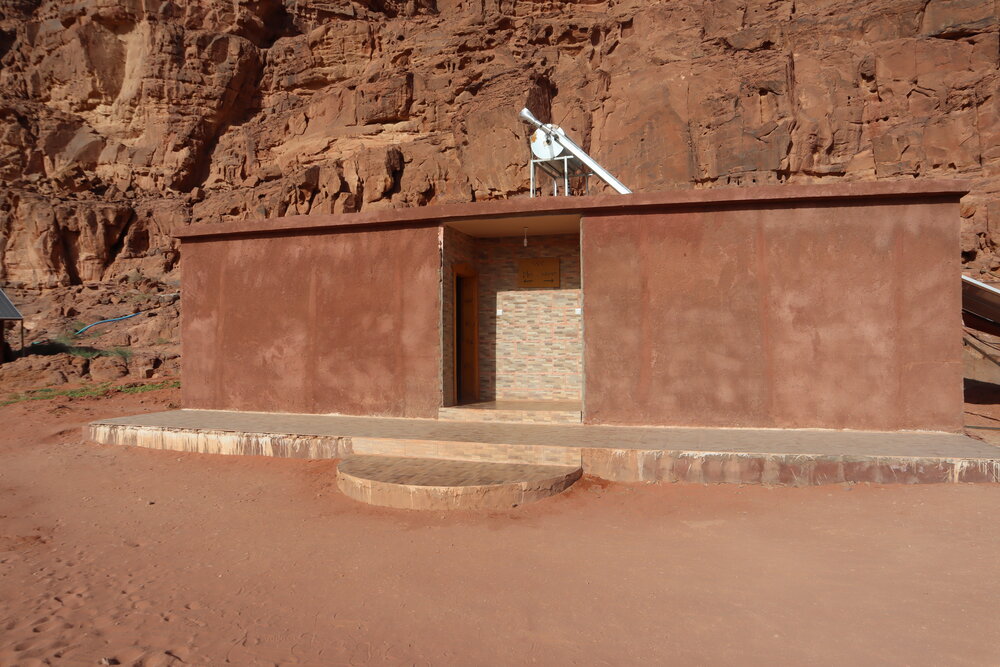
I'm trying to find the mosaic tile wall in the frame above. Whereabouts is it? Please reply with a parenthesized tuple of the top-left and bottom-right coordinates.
(477, 235, 581, 400)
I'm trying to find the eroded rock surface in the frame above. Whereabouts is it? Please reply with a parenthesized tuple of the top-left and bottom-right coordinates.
(1, 0, 998, 383)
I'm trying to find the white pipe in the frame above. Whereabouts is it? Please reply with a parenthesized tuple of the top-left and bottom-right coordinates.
(963, 275, 1000, 296)
(519, 107, 632, 195)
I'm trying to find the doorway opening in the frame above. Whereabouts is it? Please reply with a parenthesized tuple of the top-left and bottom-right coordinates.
(454, 265, 479, 404)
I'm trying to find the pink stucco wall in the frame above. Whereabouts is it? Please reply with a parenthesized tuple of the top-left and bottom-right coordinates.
(182, 225, 442, 418)
(581, 197, 964, 431)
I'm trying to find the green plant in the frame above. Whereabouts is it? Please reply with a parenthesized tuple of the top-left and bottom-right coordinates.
(106, 346, 133, 361)
(0, 379, 180, 407)
(1, 382, 113, 406)
(52, 332, 75, 346)
(39, 333, 133, 361)
(45, 335, 103, 359)
(118, 379, 180, 394)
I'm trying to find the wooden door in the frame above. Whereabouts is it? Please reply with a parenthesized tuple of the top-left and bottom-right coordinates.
(455, 271, 479, 403)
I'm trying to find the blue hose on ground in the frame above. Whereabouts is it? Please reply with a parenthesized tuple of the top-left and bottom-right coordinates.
(75, 312, 141, 335)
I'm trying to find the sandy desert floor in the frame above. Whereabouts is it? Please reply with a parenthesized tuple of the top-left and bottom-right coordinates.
(1, 385, 1000, 666)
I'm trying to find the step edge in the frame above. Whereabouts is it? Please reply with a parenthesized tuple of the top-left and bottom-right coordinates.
(336, 466, 582, 510)
(336, 465, 583, 490)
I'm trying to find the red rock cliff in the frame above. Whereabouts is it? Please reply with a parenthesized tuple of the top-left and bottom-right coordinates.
(0, 0, 997, 378)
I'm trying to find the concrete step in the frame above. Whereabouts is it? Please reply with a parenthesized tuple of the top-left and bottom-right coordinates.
(350, 434, 581, 466)
(336, 455, 582, 510)
(438, 401, 581, 424)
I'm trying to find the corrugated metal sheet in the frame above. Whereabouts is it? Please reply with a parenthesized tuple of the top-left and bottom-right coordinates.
(0, 288, 22, 320)
(962, 276, 1000, 335)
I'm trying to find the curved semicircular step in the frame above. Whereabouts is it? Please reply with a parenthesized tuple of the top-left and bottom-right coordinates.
(337, 455, 582, 510)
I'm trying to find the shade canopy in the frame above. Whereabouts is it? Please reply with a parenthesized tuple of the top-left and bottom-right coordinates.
(0, 288, 22, 320)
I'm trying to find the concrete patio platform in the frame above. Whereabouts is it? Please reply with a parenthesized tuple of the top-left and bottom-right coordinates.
(88, 409, 1000, 486)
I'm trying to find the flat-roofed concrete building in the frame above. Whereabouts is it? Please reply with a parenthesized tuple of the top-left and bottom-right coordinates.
(92, 180, 1000, 507)
(176, 181, 967, 432)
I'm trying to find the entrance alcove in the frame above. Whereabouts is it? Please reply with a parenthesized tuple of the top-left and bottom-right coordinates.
(441, 214, 583, 412)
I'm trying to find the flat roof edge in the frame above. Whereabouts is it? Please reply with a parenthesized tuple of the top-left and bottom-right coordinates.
(176, 180, 971, 241)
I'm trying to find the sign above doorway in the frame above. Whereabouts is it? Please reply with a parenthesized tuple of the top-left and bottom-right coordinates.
(518, 257, 560, 288)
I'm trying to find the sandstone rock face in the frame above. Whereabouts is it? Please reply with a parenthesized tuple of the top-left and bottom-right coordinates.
(0, 0, 998, 383)
(0, 277, 180, 391)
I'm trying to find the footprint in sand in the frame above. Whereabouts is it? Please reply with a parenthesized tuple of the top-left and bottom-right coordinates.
(10, 658, 50, 667)
(53, 591, 86, 609)
(31, 618, 73, 634)
(91, 615, 116, 631)
(105, 647, 144, 664)
(105, 647, 184, 667)
(12, 635, 55, 653)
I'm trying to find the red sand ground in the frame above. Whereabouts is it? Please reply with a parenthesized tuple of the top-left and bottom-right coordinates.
(2, 387, 1000, 666)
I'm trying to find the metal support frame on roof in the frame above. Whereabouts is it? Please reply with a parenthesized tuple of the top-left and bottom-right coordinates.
(519, 107, 630, 197)
(529, 154, 592, 197)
